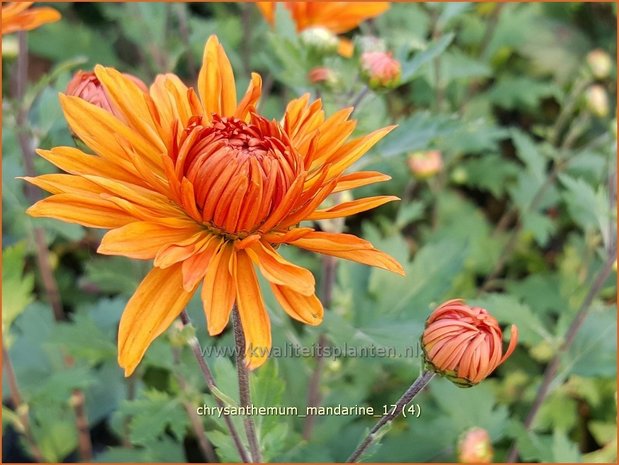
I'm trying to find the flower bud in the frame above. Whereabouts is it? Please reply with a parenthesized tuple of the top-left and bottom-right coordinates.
(2, 35, 18, 59)
(66, 70, 147, 118)
(360, 51, 401, 90)
(586, 49, 613, 80)
(421, 299, 518, 387)
(457, 427, 493, 463)
(308, 67, 339, 87)
(408, 150, 443, 179)
(300, 26, 339, 54)
(585, 85, 609, 118)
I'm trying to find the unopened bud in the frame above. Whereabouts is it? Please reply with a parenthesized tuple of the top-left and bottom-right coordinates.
(408, 150, 443, 179)
(586, 49, 613, 80)
(457, 427, 493, 463)
(585, 85, 609, 118)
(360, 51, 401, 90)
(2, 35, 19, 59)
(66, 70, 147, 118)
(308, 67, 339, 87)
(300, 26, 339, 54)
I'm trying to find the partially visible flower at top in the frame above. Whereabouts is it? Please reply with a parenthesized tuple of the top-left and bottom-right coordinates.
(66, 70, 148, 119)
(585, 84, 609, 118)
(26, 35, 404, 376)
(360, 51, 401, 90)
(421, 299, 518, 387)
(407, 150, 443, 179)
(257, 2, 390, 58)
(586, 49, 613, 80)
(300, 26, 339, 54)
(457, 427, 493, 463)
(2, 2, 60, 35)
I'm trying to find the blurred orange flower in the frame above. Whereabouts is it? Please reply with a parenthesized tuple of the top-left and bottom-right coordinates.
(256, 2, 390, 57)
(421, 299, 518, 387)
(26, 35, 403, 376)
(66, 70, 148, 119)
(2, 2, 60, 35)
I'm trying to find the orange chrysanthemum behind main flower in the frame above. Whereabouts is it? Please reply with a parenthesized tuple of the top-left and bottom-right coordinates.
(2, 2, 60, 35)
(26, 36, 404, 376)
(257, 2, 389, 57)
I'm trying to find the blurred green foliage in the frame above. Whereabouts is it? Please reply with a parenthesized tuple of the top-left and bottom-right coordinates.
(2, 2, 616, 463)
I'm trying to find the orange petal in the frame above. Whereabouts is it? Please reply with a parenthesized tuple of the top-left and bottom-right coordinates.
(271, 283, 323, 326)
(255, 2, 275, 24)
(201, 241, 235, 335)
(337, 38, 354, 58)
(198, 35, 237, 117)
(332, 171, 391, 193)
(235, 72, 263, 121)
(2, 4, 60, 35)
(306, 195, 399, 220)
(36, 147, 145, 186)
(118, 263, 196, 376)
(27, 194, 136, 228)
(290, 231, 405, 276)
(180, 235, 219, 291)
(246, 241, 315, 295)
(97, 220, 204, 260)
(233, 250, 271, 370)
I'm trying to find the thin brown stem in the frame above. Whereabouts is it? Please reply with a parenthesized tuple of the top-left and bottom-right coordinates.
(506, 248, 616, 462)
(232, 308, 262, 463)
(14, 31, 93, 461)
(172, 347, 218, 463)
(302, 254, 337, 440)
(347, 371, 435, 462)
(2, 343, 44, 462)
(180, 310, 251, 463)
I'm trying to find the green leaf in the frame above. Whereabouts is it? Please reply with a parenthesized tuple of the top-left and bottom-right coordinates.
(559, 174, 610, 240)
(119, 390, 189, 446)
(2, 242, 34, 339)
(489, 75, 560, 110)
(459, 154, 520, 197)
(565, 307, 616, 378)
(400, 33, 455, 83)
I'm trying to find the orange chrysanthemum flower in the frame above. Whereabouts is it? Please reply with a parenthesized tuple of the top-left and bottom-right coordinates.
(421, 299, 518, 387)
(257, 2, 390, 57)
(26, 36, 403, 376)
(2, 2, 60, 35)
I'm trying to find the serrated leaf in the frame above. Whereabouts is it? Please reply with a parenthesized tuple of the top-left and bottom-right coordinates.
(120, 390, 189, 446)
(2, 242, 34, 338)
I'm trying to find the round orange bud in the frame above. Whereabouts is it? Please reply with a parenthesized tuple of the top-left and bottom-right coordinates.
(66, 70, 147, 117)
(408, 150, 443, 179)
(457, 427, 493, 463)
(360, 51, 401, 89)
(421, 299, 518, 387)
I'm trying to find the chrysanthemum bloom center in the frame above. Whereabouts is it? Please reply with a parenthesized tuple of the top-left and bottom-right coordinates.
(180, 114, 301, 236)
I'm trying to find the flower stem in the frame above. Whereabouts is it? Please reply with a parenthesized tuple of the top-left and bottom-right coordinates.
(2, 343, 43, 462)
(180, 310, 251, 463)
(347, 371, 435, 463)
(232, 307, 262, 463)
(172, 347, 218, 463)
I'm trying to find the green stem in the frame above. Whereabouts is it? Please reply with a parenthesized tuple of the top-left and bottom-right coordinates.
(347, 371, 435, 462)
